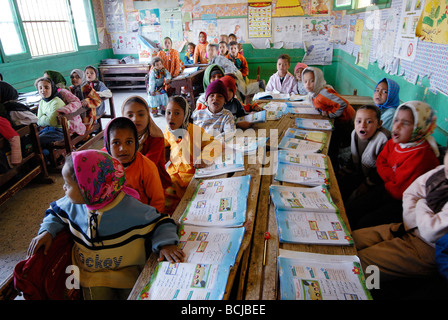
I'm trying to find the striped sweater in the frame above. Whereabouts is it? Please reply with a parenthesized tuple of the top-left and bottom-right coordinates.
(38, 192, 179, 288)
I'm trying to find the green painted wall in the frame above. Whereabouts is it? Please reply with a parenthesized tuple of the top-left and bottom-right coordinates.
(0, 48, 114, 93)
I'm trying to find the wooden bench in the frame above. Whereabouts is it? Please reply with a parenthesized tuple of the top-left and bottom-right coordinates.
(99, 64, 150, 90)
(46, 96, 116, 167)
(0, 123, 52, 207)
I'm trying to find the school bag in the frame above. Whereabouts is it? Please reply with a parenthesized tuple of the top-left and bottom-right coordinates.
(13, 229, 81, 300)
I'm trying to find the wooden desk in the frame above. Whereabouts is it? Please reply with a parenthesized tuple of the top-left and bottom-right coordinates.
(169, 68, 205, 110)
(255, 94, 373, 109)
(245, 113, 357, 300)
(128, 147, 264, 300)
(99, 64, 150, 90)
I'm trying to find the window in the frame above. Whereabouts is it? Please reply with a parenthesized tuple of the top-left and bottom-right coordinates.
(333, 0, 391, 12)
(0, 0, 97, 61)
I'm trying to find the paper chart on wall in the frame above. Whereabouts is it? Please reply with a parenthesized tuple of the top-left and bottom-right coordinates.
(192, 18, 219, 44)
(302, 40, 333, 65)
(103, 0, 126, 33)
(217, 19, 247, 44)
(248, 2, 272, 38)
(160, 8, 183, 44)
(394, 0, 423, 61)
(272, 17, 303, 44)
(111, 33, 138, 54)
(416, 0, 448, 45)
(302, 17, 334, 41)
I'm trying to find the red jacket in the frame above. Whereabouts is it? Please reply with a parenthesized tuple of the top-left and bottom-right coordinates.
(312, 88, 355, 123)
(376, 139, 440, 200)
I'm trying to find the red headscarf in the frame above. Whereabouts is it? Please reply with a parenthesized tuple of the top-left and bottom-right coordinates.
(199, 31, 207, 44)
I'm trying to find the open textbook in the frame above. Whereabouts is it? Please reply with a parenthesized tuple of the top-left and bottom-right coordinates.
(236, 110, 266, 124)
(278, 150, 328, 169)
(295, 118, 333, 131)
(275, 162, 329, 186)
(138, 262, 229, 300)
(286, 101, 320, 115)
(284, 128, 328, 144)
(277, 250, 372, 300)
(269, 185, 337, 212)
(178, 225, 245, 267)
(278, 137, 324, 153)
(253, 91, 290, 100)
(179, 175, 251, 227)
(226, 134, 269, 155)
(194, 150, 244, 178)
(262, 101, 287, 120)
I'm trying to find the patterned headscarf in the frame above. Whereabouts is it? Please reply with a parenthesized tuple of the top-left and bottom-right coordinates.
(374, 78, 400, 110)
(394, 101, 439, 156)
(71, 150, 140, 211)
(103, 117, 139, 160)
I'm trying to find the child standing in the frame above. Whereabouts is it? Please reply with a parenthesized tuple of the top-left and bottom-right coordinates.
(69, 69, 102, 132)
(164, 96, 222, 203)
(193, 31, 209, 64)
(266, 54, 298, 94)
(147, 56, 172, 116)
(158, 37, 184, 78)
(192, 79, 236, 140)
(226, 41, 249, 79)
(294, 62, 308, 95)
(103, 117, 165, 213)
(84, 65, 112, 117)
(352, 150, 448, 287)
(347, 101, 440, 229)
(121, 95, 171, 189)
(27, 150, 184, 300)
(373, 78, 400, 132)
(35, 77, 65, 146)
(339, 105, 390, 202)
(184, 42, 195, 65)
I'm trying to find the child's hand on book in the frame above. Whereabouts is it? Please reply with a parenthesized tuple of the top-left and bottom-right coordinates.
(158, 244, 185, 263)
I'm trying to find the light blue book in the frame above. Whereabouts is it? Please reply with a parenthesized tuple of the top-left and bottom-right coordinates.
(138, 262, 230, 300)
(277, 150, 328, 169)
(295, 118, 333, 131)
(236, 110, 267, 124)
(278, 136, 324, 153)
(277, 250, 373, 300)
(177, 225, 245, 267)
(179, 175, 251, 227)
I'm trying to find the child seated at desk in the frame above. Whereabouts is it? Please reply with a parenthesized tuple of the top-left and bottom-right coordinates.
(192, 79, 236, 140)
(338, 105, 390, 203)
(121, 95, 171, 189)
(352, 149, 448, 286)
(184, 42, 195, 65)
(266, 54, 298, 95)
(220, 75, 252, 130)
(147, 56, 172, 116)
(164, 96, 222, 210)
(69, 69, 102, 132)
(226, 41, 249, 80)
(373, 78, 400, 132)
(195, 64, 225, 110)
(302, 66, 355, 169)
(158, 36, 184, 78)
(193, 31, 209, 64)
(103, 117, 165, 213)
(84, 65, 112, 117)
(219, 41, 229, 56)
(294, 62, 308, 95)
(35, 77, 65, 146)
(27, 149, 183, 300)
(0, 116, 22, 169)
(346, 101, 440, 230)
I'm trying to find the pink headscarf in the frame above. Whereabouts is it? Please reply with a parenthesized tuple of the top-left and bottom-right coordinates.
(72, 150, 140, 211)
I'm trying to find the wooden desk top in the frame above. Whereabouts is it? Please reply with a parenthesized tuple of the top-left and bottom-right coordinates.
(255, 94, 373, 108)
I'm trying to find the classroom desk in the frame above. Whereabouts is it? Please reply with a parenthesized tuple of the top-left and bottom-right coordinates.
(169, 68, 205, 110)
(245, 112, 357, 300)
(128, 146, 265, 300)
(254, 94, 373, 109)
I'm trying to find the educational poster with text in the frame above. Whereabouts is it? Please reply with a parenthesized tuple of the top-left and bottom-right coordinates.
(394, 0, 423, 61)
(248, 2, 272, 38)
(273, 0, 306, 16)
(272, 16, 303, 44)
(373, 8, 399, 73)
(178, 225, 245, 266)
(179, 175, 251, 227)
(103, 1, 126, 33)
(278, 250, 372, 300)
(416, 0, 448, 45)
(138, 262, 229, 300)
(302, 40, 334, 65)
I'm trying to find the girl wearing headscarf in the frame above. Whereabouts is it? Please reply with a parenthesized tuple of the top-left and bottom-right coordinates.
(0, 81, 38, 127)
(193, 31, 209, 64)
(353, 149, 448, 287)
(84, 65, 112, 116)
(102, 117, 165, 212)
(27, 149, 184, 300)
(121, 95, 171, 189)
(157, 36, 184, 78)
(43, 70, 68, 89)
(69, 69, 101, 132)
(294, 62, 308, 95)
(373, 78, 401, 131)
(35, 77, 66, 145)
(346, 101, 440, 230)
(195, 64, 224, 110)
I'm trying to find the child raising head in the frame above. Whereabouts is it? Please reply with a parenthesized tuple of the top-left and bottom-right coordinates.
(373, 78, 400, 132)
(28, 149, 184, 299)
(103, 117, 165, 212)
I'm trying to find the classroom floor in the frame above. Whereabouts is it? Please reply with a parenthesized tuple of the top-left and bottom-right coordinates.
(0, 90, 168, 287)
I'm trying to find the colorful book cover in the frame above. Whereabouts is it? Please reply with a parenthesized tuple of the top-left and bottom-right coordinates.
(283, 127, 328, 144)
(179, 175, 251, 227)
(277, 150, 328, 169)
(177, 225, 245, 267)
(277, 250, 372, 300)
(278, 137, 324, 153)
(275, 162, 329, 186)
(295, 118, 333, 131)
(269, 185, 337, 212)
(138, 262, 230, 300)
(236, 110, 266, 124)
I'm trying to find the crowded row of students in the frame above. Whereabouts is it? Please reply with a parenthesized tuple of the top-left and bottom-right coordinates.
(4, 36, 445, 300)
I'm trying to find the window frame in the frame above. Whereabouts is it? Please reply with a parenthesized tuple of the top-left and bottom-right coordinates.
(0, 0, 98, 62)
(333, 0, 391, 12)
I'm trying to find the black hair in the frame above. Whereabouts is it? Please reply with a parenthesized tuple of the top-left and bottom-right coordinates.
(123, 96, 147, 109)
(187, 42, 196, 50)
(228, 41, 238, 47)
(168, 95, 192, 125)
(278, 54, 291, 64)
(106, 117, 139, 155)
(357, 105, 381, 122)
(63, 154, 77, 182)
(207, 43, 218, 51)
